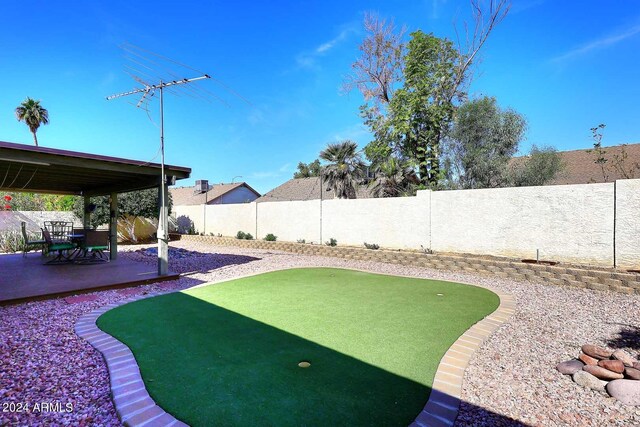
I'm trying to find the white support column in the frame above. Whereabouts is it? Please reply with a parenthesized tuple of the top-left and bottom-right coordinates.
(110, 193, 118, 260)
(158, 183, 169, 275)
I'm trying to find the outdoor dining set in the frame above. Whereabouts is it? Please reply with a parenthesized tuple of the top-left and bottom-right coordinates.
(21, 220, 110, 265)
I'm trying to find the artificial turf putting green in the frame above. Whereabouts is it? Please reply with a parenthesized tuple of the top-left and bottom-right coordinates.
(97, 268, 499, 426)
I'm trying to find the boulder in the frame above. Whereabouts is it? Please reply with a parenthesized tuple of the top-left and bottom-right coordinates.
(583, 364, 624, 380)
(581, 344, 613, 360)
(579, 353, 598, 366)
(598, 359, 625, 374)
(607, 379, 640, 405)
(573, 370, 606, 392)
(612, 349, 637, 367)
(557, 359, 585, 375)
(625, 367, 640, 380)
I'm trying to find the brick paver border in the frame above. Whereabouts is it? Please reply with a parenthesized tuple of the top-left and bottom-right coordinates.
(75, 293, 188, 427)
(411, 287, 515, 427)
(75, 267, 515, 427)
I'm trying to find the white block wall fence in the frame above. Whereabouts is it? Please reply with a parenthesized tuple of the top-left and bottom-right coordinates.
(172, 179, 640, 268)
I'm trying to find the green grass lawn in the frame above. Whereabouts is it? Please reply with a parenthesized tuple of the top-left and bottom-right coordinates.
(97, 268, 499, 426)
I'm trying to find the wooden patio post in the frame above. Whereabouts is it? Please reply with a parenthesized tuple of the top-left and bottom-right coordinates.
(83, 196, 91, 229)
(110, 192, 118, 260)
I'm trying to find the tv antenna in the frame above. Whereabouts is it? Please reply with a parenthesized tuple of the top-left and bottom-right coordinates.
(106, 44, 218, 276)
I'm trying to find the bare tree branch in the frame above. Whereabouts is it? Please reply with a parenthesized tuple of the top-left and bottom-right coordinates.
(342, 12, 406, 106)
(450, 0, 511, 102)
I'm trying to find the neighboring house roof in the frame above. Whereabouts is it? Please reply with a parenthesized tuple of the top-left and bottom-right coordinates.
(170, 182, 260, 206)
(256, 177, 374, 203)
(514, 143, 640, 186)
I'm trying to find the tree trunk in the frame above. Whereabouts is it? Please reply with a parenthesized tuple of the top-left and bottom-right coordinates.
(32, 131, 38, 147)
(416, 144, 429, 186)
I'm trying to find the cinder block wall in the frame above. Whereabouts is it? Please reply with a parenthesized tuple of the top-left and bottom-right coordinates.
(172, 179, 640, 269)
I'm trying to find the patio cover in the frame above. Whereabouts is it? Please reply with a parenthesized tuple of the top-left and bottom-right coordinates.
(0, 140, 191, 275)
(0, 141, 190, 196)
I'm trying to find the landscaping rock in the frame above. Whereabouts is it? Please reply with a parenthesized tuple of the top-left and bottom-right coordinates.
(582, 344, 613, 360)
(612, 349, 637, 367)
(607, 379, 640, 405)
(583, 365, 624, 380)
(557, 359, 584, 375)
(573, 370, 606, 392)
(625, 367, 640, 380)
(598, 359, 625, 374)
(579, 352, 599, 366)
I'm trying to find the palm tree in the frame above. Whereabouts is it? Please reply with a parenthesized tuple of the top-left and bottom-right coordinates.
(15, 97, 49, 146)
(369, 157, 419, 197)
(319, 140, 365, 199)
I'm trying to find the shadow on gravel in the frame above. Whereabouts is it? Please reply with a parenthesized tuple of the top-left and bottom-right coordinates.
(124, 247, 261, 275)
(605, 324, 640, 351)
(456, 402, 532, 426)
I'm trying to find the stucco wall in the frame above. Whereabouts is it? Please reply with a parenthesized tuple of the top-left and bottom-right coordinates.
(173, 180, 640, 267)
(256, 200, 321, 243)
(615, 179, 640, 268)
(0, 211, 81, 233)
(322, 196, 430, 249)
(204, 203, 256, 236)
(431, 183, 615, 266)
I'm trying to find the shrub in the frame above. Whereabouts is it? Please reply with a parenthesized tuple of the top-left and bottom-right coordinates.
(325, 238, 337, 247)
(236, 231, 246, 239)
(264, 233, 277, 241)
(0, 230, 25, 253)
(296, 238, 306, 244)
(244, 233, 254, 240)
(364, 242, 380, 250)
(421, 245, 434, 255)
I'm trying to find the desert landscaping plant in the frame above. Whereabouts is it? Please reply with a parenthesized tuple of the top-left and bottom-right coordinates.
(264, 233, 277, 241)
(325, 238, 337, 247)
(236, 231, 246, 239)
(0, 230, 25, 253)
(364, 242, 380, 250)
(244, 233, 254, 240)
(297, 238, 306, 244)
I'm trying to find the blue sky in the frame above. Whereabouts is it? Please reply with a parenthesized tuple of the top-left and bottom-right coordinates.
(1, 1, 639, 194)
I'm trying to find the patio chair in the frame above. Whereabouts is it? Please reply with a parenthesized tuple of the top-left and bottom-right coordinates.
(43, 221, 73, 243)
(75, 230, 110, 264)
(21, 222, 47, 257)
(42, 228, 76, 265)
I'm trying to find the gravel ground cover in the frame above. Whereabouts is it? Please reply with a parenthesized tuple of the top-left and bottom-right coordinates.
(1, 240, 640, 426)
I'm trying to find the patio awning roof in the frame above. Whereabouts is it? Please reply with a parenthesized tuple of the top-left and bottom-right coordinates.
(0, 141, 191, 196)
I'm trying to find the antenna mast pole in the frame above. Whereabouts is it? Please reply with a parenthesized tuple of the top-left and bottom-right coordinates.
(107, 74, 210, 275)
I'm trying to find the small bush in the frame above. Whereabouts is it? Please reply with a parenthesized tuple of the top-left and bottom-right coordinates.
(0, 230, 25, 253)
(364, 242, 380, 250)
(244, 233, 254, 240)
(421, 245, 434, 255)
(325, 238, 337, 247)
(264, 233, 277, 241)
(296, 238, 306, 244)
(236, 231, 246, 239)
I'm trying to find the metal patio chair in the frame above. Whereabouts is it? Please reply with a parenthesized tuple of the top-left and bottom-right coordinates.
(21, 221, 46, 256)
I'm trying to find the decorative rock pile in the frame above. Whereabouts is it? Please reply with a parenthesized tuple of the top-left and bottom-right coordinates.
(557, 344, 640, 405)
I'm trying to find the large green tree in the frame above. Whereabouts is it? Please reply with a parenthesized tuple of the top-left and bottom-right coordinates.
(506, 145, 565, 187)
(319, 140, 365, 199)
(293, 159, 321, 178)
(446, 96, 527, 188)
(15, 97, 49, 146)
(346, 1, 510, 188)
